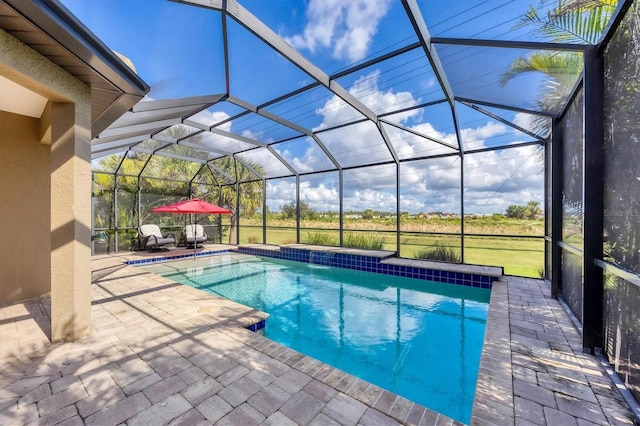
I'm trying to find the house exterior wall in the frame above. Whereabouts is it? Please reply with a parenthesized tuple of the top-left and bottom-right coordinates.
(0, 29, 92, 341)
(0, 110, 51, 303)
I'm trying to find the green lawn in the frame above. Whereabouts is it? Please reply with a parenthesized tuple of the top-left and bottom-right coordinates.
(238, 221, 545, 278)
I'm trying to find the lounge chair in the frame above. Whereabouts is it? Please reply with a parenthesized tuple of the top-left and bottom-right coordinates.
(138, 224, 176, 251)
(183, 224, 207, 248)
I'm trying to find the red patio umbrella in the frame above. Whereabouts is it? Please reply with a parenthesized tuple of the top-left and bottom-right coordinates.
(151, 198, 232, 258)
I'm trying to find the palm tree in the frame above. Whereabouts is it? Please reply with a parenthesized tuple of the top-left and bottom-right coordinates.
(213, 156, 264, 244)
(93, 125, 266, 245)
(501, 0, 618, 134)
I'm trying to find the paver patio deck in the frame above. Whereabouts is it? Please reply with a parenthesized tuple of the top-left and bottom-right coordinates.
(0, 245, 637, 425)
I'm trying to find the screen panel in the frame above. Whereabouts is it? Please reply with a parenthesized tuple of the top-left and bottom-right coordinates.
(603, 5, 640, 273)
(561, 89, 584, 252)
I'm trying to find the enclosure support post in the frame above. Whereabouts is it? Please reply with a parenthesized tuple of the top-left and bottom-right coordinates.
(551, 119, 563, 297)
(136, 178, 141, 229)
(218, 185, 223, 243)
(113, 174, 118, 254)
(262, 179, 267, 244)
(235, 182, 240, 245)
(136, 178, 142, 252)
(544, 140, 549, 281)
(582, 47, 605, 354)
(339, 170, 344, 247)
(396, 163, 401, 256)
(296, 175, 300, 244)
(460, 153, 465, 263)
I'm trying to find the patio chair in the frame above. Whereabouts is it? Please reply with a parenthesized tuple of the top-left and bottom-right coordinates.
(138, 224, 176, 251)
(183, 224, 207, 248)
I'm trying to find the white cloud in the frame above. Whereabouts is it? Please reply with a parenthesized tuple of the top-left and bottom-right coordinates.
(314, 70, 419, 131)
(312, 71, 424, 167)
(460, 121, 508, 150)
(265, 75, 543, 215)
(301, 181, 340, 211)
(266, 179, 297, 211)
(462, 145, 544, 213)
(303, 182, 339, 202)
(272, 137, 336, 174)
(349, 70, 419, 116)
(285, 0, 393, 63)
(344, 188, 397, 212)
(512, 112, 535, 133)
(188, 109, 232, 131)
(387, 122, 458, 159)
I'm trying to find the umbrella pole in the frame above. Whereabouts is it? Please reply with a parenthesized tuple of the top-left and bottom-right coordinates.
(192, 214, 196, 260)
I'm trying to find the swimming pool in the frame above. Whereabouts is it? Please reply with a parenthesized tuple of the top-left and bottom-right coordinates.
(141, 253, 490, 423)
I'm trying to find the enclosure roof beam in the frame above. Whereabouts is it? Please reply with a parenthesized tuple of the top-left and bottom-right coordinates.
(189, 163, 208, 185)
(431, 37, 590, 51)
(459, 101, 546, 142)
(227, 95, 312, 136)
(378, 99, 448, 119)
(379, 118, 458, 151)
(219, 0, 379, 123)
(98, 117, 181, 139)
(92, 139, 150, 158)
(312, 135, 342, 172)
(233, 154, 264, 180)
(267, 146, 298, 177)
(208, 127, 266, 147)
(258, 109, 311, 136)
(455, 97, 557, 117)
(378, 123, 400, 164)
(183, 120, 211, 132)
(598, 0, 636, 53)
(134, 149, 207, 164)
(464, 140, 543, 156)
(207, 162, 236, 183)
(153, 135, 178, 144)
(401, 0, 454, 106)
(92, 133, 150, 149)
(178, 141, 234, 157)
(131, 94, 227, 112)
(91, 146, 131, 160)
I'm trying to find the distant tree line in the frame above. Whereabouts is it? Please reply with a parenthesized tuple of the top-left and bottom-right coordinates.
(278, 202, 397, 220)
(505, 201, 542, 219)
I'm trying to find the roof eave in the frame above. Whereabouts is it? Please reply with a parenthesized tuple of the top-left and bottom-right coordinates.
(1, 0, 149, 137)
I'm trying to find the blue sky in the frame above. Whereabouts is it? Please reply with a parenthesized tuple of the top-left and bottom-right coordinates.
(64, 0, 550, 214)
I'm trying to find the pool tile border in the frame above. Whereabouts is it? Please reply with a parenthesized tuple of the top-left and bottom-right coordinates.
(125, 248, 230, 264)
(236, 245, 500, 289)
(125, 245, 501, 289)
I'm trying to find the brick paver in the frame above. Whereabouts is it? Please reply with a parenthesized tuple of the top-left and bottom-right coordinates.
(0, 249, 636, 425)
(279, 390, 325, 424)
(247, 384, 291, 416)
(322, 392, 368, 425)
(471, 277, 637, 425)
(128, 394, 192, 426)
(196, 395, 232, 423)
(217, 402, 266, 426)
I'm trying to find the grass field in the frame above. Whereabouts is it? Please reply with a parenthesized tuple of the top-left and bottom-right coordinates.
(237, 216, 545, 278)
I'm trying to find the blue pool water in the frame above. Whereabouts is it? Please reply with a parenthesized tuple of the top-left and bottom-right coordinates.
(141, 253, 490, 423)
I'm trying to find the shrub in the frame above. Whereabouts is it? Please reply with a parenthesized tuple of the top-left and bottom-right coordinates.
(414, 244, 461, 263)
(343, 233, 386, 250)
(303, 232, 337, 246)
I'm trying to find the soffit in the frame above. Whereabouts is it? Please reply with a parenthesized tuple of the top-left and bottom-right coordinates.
(0, 0, 148, 136)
